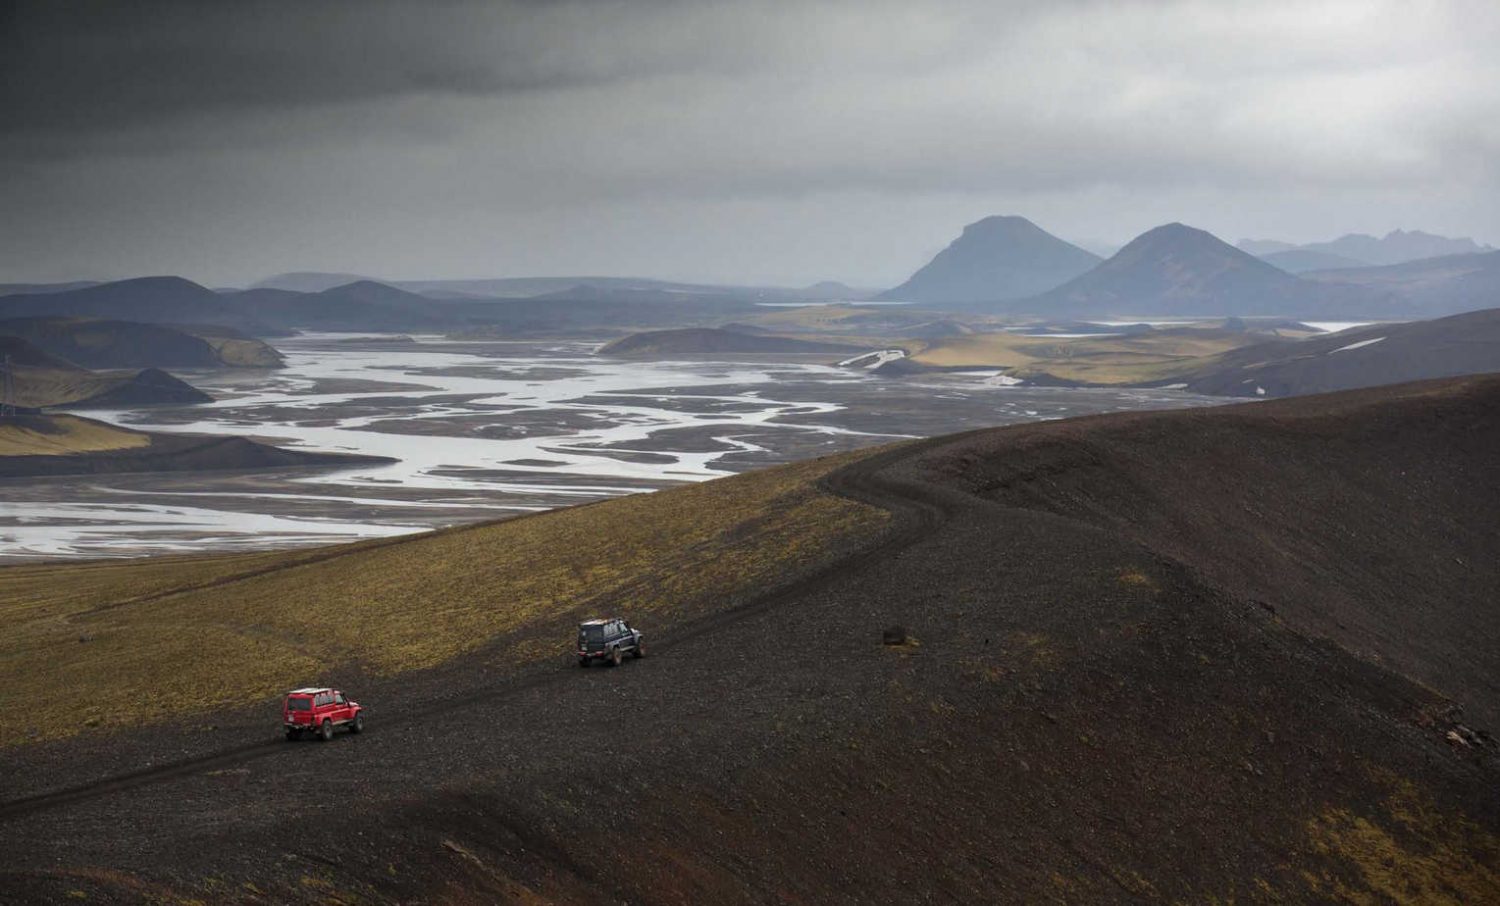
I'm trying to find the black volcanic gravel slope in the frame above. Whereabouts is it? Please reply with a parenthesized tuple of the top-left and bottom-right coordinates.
(916, 374, 1500, 729)
(1173, 306, 1500, 397)
(1, 378, 1498, 903)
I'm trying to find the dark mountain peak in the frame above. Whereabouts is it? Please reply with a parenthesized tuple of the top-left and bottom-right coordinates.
(1020, 222, 1397, 318)
(1123, 221, 1223, 248)
(1107, 223, 1276, 272)
(880, 215, 1101, 305)
(960, 214, 1043, 236)
(323, 279, 403, 294)
(319, 280, 427, 304)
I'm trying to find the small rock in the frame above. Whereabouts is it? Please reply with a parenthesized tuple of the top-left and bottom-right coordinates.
(882, 625, 907, 645)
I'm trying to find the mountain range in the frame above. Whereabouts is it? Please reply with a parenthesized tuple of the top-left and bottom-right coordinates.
(2, 276, 764, 337)
(0, 277, 281, 335)
(248, 272, 862, 302)
(879, 218, 1500, 319)
(1239, 230, 1494, 270)
(7, 219, 1497, 331)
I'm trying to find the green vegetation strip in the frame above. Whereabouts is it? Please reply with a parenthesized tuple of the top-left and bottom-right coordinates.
(0, 414, 151, 456)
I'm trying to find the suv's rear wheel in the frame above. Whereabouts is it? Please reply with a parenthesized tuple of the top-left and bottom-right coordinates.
(350, 713, 364, 734)
(319, 719, 333, 742)
(578, 656, 590, 668)
(610, 647, 623, 667)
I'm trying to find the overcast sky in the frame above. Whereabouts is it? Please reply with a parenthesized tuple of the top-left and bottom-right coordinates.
(2, 0, 1496, 287)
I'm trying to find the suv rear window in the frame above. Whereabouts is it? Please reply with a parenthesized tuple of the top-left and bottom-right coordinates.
(581, 626, 604, 642)
(286, 697, 312, 711)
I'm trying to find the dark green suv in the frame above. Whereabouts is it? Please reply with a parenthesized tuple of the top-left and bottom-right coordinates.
(577, 618, 645, 667)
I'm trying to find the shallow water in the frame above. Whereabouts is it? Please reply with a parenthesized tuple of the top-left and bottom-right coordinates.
(0, 334, 1225, 560)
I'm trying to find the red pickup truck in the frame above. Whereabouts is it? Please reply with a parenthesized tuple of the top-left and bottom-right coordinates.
(283, 687, 363, 741)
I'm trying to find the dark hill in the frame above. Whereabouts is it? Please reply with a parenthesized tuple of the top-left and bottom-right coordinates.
(247, 271, 379, 292)
(229, 280, 451, 332)
(921, 375, 1500, 729)
(0, 277, 280, 336)
(252, 274, 750, 300)
(1024, 222, 1396, 318)
(878, 215, 1102, 304)
(1166, 306, 1500, 397)
(0, 317, 283, 369)
(54, 367, 213, 408)
(0, 335, 74, 369)
(234, 281, 759, 334)
(8, 277, 764, 337)
(799, 280, 875, 301)
(2, 377, 1498, 903)
(5, 350, 213, 408)
(1303, 250, 1500, 318)
(599, 327, 866, 357)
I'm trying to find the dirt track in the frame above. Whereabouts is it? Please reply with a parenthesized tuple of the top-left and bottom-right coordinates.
(2, 376, 1498, 903)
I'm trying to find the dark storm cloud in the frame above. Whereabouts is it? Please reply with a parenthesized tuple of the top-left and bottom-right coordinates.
(0, 1, 658, 137)
(0, 0, 1496, 285)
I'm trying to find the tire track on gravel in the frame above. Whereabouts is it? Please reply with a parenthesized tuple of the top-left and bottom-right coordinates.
(0, 436, 968, 824)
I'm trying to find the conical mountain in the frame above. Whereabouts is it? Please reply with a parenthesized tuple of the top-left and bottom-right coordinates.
(1026, 223, 1395, 318)
(879, 215, 1101, 305)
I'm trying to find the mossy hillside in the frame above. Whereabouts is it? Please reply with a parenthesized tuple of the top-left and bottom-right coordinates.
(908, 329, 1265, 384)
(0, 451, 887, 746)
(0, 413, 152, 456)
